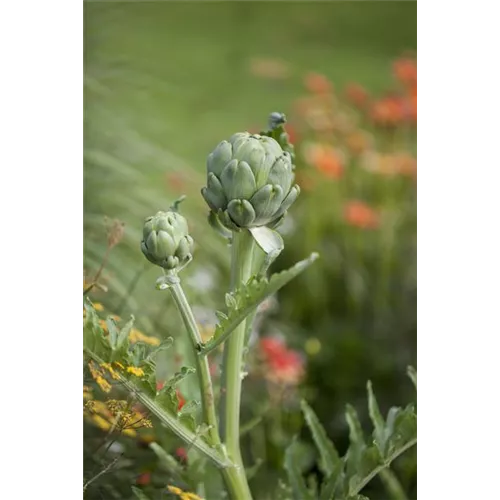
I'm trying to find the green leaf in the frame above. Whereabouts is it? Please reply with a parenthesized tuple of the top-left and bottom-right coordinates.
(284, 439, 316, 500)
(164, 366, 196, 390)
(116, 314, 135, 350)
(367, 381, 386, 457)
(240, 415, 263, 437)
(199, 252, 319, 355)
(407, 366, 417, 390)
(301, 399, 340, 476)
(245, 458, 263, 481)
(319, 460, 344, 500)
(149, 442, 183, 475)
(131, 486, 151, 500)
(106, 317, 120, 349)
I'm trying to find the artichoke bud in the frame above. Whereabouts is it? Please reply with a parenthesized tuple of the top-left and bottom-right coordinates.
(202, 132, 299, 230)
(141, 210, 194, 271)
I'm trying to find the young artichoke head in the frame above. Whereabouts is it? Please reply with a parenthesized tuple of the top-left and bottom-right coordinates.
(141, 210, 194, 271)
(201, 132, 300, 230)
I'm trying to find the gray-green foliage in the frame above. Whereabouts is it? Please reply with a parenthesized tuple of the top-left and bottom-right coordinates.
(285, 371, 417, 500)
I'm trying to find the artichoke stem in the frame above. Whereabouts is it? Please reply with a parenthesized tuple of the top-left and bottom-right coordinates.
(220, 229, 255, 500)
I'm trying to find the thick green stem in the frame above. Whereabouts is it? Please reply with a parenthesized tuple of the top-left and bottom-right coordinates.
(220, 230, 255, 500)
(167, 276, 222, 449)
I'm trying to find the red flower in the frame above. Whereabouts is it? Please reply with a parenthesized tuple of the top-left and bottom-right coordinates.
(370, 97, 406, 127)
(259, 337, 305, 385)
(175, 447, 188, 463)
(136, 472, 151, 486)
(176, 389, 185, 411)
(393, 58, 417, 87)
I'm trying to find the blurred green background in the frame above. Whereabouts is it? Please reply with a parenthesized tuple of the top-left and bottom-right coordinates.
(84, 2, 416, 499)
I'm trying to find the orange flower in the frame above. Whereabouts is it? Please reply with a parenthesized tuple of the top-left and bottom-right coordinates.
(304, 72, 333, 94)
(136, 472, 151, 486)
(393, 58, 417, 87)
(305, 144, 344, 179)
(345, 83, 369, 108)
(370, 97, 405, 127)
(345, 131, 373, 156)
(165, 172, 186, 193)
(343, 200, 379, 229)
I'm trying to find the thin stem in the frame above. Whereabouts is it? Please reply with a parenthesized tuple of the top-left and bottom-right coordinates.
(379, 468, 409, 500)
(167, 275, 222, 450)
(220, 229, 256, 500)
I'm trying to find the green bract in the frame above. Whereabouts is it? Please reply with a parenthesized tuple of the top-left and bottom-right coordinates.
(201, 132, 300, 230)
(141, 211, 194, 271)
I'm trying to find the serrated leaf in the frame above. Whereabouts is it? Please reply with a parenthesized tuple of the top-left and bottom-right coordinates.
(407, 366, 417, 390)
(179, 413, 197, 434)
(106, 317, 120, 349)
(199, 252, 319, 355)
(301, 399, 340, 476)
(367, 381, 386, 457)
(131, 486, 151, 500)
(348, 446, 383, 494)
(116, 315, 135, 349)
(284, 439, 316, 500)
(164, 366, 196, 390)
(346, 404, 365, 450)
(178, 400, 201, 416)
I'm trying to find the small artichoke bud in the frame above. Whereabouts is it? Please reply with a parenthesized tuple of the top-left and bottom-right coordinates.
(141, 211, 194, 271)
(201, 132, 300, 230)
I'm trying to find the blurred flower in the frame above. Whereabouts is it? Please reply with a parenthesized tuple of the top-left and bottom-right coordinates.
(259, 337, 305, 385)
(104, 218, 125, 249)
(370, 97, 405, 127)
(304, 337, 322, 356)
(345, 130, 374, 156)
(343, 200, 380, 229)
(294, 171, 316, 192)
(393, 57, 417, 87)
(136, 472, 151, 486)
(345, 83, 369, 108)
(165, 172, 187, 193)
(167, 485, 204, 500)
(248, 57, 291, 80)
(176, 389, 186, 411)
(304, 72, 333, 94)
(175, 447, 188, 463)
(361, 151, 417, 177)
(303, 143, 344, 179)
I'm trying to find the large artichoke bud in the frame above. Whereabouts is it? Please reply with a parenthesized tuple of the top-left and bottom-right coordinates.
(201, 132, 300, 230)
(141, 211, 194, 271)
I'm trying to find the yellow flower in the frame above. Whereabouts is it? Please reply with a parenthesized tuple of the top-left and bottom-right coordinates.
(166, 486, 204, 500)
(92, 414, 111, 431)
(305, 337, 322, 356)
(95, 376, 112, 393)
(126, 366, 145, 377)
(93, 302, 104, 311)
(101, 363, 120, 380)
(129, 328, 160, 346)
(113, 361, 125, 370)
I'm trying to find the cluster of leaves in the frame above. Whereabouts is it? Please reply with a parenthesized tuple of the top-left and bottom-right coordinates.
(83, 300, 221, 463)
(284, 368, 417, 500)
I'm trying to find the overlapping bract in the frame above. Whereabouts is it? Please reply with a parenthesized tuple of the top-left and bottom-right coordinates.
(201, 132, 300, 230)
(141, 211, 193, 271)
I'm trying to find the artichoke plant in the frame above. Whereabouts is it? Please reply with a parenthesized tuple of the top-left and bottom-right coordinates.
(201, 132, 300, 230)
(141, 210, 194, 271)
